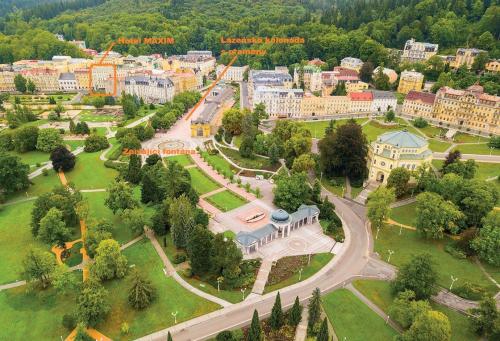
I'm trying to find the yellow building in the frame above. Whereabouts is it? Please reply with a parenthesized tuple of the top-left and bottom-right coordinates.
(397, 70, 424, 94)
(21, 68, 60, 92)
(486, 60, 499, 73)
(344, 80, 368, 93)
(75, 69, 90, 91)
(450, 48, 485, 69)
(191, 86, 234, 137)
(300, 94, 349, 117)
(0, 68, 15, 92)
(168, 69, 198, 94)
(367, 130, 432, 184)
(433, 85, 499, 135)
(401, 91, 436, 118)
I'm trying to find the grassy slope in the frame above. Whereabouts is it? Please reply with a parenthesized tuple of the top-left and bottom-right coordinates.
(166, 154, 194, 167)
(65, 151, 118, 189)
(301, 118, 369, 139)
(322, 289, 398, 341)
(187, 167, 221, 195)
(204, 189, 247, 212)
(352, 280, 479, 341)
(390, 202, 417, 227)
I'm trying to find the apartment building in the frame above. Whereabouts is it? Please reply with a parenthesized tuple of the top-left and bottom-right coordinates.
(450, 48, 485, 69)
(397, 70, 424, 94)
(165, 52, 216, 76)
(91, 65, 115, 91)
(348, 91, 373, 112)
(401, 91, 436, 118)
(191, 85, 234, 137)
(167, 69, 199, 94)
(373, 66, 398, 84)
(253, 86, 304, 118)
(21, 68, 60, 92)
(248, 68, 293, 104)
(340, 57, 364, 72)
(124, 75, 175, 104)
(369, 90, 397, 113)
(74, 69, 90, 91)
(486, 59, 499, 73)
(216, 65, 249, 82)
(433, 85, 499, 135)
(300, 94, 349, 117)
(293, 65, 322, 92)
(401, 39, 438, 62)
(346, 80, 369, 93)
(0, 66, 15, 92)
(58, 73, 78, 92)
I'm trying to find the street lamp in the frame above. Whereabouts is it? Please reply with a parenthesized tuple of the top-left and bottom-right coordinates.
(171, 311, 178, 324)
(449, 275, 458, 291)
(298, 267, 303, 281)
(241, 287, 247, 300)
(308, 253, 311, 265)
(399, 224, 403, 235)
(376, 227, 380, 240)
(217, 276, 223, 292)
(387, 249, 394, 263)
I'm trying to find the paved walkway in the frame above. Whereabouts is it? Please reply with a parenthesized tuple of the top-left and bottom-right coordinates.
(198, 198, 222, 216)
(432, 290, 478, 314)
(386, 219, 416, 231)
(0, 280, 27, 291)
(145, 229, 232, 307)
(390, 197, 416, 208)
(251, 259, 273, 294)
(191, 153, 257, 202)
(353, 182, 379, 205)
(294, 307, 309, 341)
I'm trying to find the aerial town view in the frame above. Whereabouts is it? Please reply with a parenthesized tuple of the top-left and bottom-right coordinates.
(0, 1, 499, 340)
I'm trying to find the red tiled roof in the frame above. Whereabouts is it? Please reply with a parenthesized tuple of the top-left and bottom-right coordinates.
(333, 66, 358, 77)
(405, 90, 436, 105)
(349, 92, 373, 101)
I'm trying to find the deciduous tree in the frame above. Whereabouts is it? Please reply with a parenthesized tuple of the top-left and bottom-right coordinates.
(469, 295, 500, 338)
(400, 310, 451, 341)
(22, 247, 56, 289)
(38, 207, 71, 247)
(389, 290, 431, 329)
(0, 153, 30, 197)
(105, 180, 138, 214)
(90, 239, 128, 280)
(76, 278, 110, 327)
(121, 208, 148, 235)
(50, 146, 76, 171)
(471, 211, 500, 266)
(36, 128, 63, 152)
(387, 167, 411, 197)
(415, 192, 463, 238)
(367, 187, 395, 234)
(273, 172, 312, 212)
(391, 253, 437, 300)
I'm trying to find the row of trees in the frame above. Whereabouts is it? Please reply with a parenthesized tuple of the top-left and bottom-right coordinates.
(0, 126, 65, 153)
(150, 91, 201, 130)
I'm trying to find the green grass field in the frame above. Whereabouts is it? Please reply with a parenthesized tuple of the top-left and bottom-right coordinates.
(453, 132, 488, 144)
(351, 184, 363, 199)
(374, 225, 498, 295)
(187, 167, 221, 195)
(5, 171, 61, 204)
(453, 143, 500, 156)
(415, 125, 447, 138)
(219, 146, 279, 171)
(362, 119, 424, 142)
(0, 273, 81, 340)
(78, 110, 117, 122)
(205, 190, 248, 212)
(390, 202, 417, 227)
(0, 201, 47, 284)
(201, 151, 237, 176)
(64, 140, 85, 151)
(322, 289, 399, 341)
(166, 154, 194, 167)
(301, 118, 369, 139)
(427, 139, 452, 152)
(264, 253, 333, 293)
(352, 280, 479, 341)
(182, 275, 243, 304)
(98, 239, 220, 339)
(9, 150, 50, 167)
(65, 151, 118, 189)
(321, 177, 345, 197)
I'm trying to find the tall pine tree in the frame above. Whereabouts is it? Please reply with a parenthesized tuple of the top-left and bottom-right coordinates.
(167, 331, 173, 341)
(141, 171, 160, 204)
(270, 292, 284, 330)
(128, 270, 156, 309)
(307, 288, 322, 334)
(289, 296, 302, 326)
(127, 154, 142, 184)
(248, 309, 261, 341)
(316, 318, 329, 341)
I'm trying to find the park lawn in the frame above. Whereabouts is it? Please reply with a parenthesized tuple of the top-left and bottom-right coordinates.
(182, 275, 243, 304)
(187, 167, 221, 195)
(98, 239, 220, 340)
(166, 154, 194, 167)
(322, 289, 399, 341)
(362, 120, 404, 142)
(481, 262, 500, 284)
(64, 139, 85, 151)
(65, 151, 118, 189)
(264, 253, 333, 294)
(434, 159, 500, 181)
(233, 134, 243, 148)
(390, 202, 417, 227)
(64, 241, 83, 267)
(453, 143, 500, 156)
(415, 125, 447, 138)
(352, 280, 479, 341)
(78, 110, 116, 122)
(0, 273, 81, 340)
(5, 171, 61, 204)
(201, 150, 237, 176)
(453, 132, 488, 144)
(82, 192, 137, 245)
(321, 177, 345, 197)
(219, 146, 280, 171)
(427, 138, 452, 152)
(350, 184, 363, 199)
(374, 225, 498, 295)
(205, 190, 248, 212)
(301, 118, 369, 139)
(9, 150, 50, 167)
(92, 127, 109, 137)
(0, 201, 48, 284)
(104, 137, 121, 159)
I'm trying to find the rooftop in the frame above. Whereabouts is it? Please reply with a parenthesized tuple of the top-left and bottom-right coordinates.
(405, 90, 436, 105)
(377, 130, 428, 148)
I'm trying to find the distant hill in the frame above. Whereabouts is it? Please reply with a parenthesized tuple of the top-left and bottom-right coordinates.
(0, 0, 59, 16)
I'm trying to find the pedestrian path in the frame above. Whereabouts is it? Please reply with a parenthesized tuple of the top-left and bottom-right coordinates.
(294, 307, 309, 341)
(385, 219, 416, 231)
(251, 259, 273, 294)
(353, 182, 379, 205)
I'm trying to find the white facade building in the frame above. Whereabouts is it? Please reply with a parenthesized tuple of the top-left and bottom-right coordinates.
(58, 73, 78, 91)
(402, 38, 438, 62)
(253, 86, 304, 118)
(340, 57, 364, 71)
(216, 65, 249, 82)
(369, 90, 397, 113)
(124, 75, 174, 104)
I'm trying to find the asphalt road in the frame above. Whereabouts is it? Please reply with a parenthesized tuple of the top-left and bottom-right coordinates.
(240, 81, 250, 109)
(433, 152, 500, 163)
(136, 194, 371, 341)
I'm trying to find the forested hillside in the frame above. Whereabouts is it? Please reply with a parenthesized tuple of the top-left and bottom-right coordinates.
(0, 0, 498, 69)
(0, 0, 60, 16)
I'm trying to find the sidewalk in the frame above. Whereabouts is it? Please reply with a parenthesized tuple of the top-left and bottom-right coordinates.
(251, 259, 273, 294)
(294, 307, 308, 341)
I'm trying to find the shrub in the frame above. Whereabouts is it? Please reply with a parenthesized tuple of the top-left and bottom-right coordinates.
(173, 254, 187, 264)
(183, 268, 193, 278)
(84, 135, 109, 152)
(413, 117, 428, 128)
(444, 243, 467, 259)
(42, 168, 49, 176)
(452, 282, 486, 300)
(36, 162, 41, 167)
(48, 112, 59, 121)
(62, 313, 77, 330)
(120, 322, 130, 335)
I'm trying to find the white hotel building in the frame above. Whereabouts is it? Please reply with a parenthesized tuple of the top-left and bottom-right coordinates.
(124, 75, 175, 104)
(253, 86, 304, 118)
(216, 65, 249, 82)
